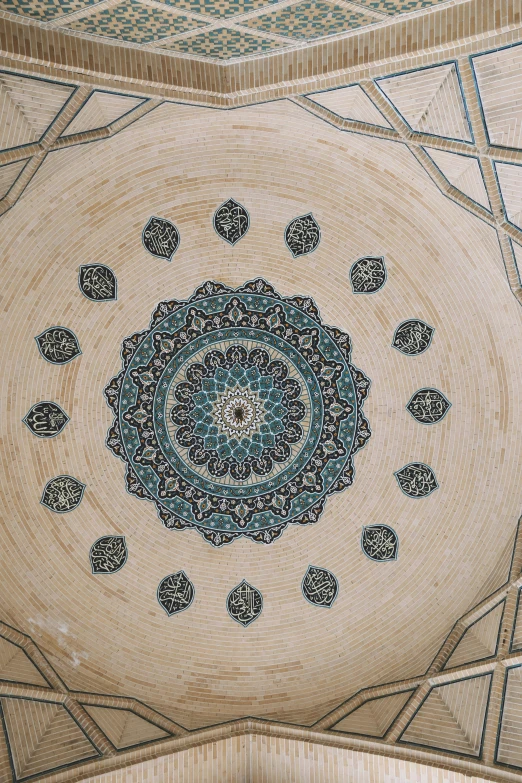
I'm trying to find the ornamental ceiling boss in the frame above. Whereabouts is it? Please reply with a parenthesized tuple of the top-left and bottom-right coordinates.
(104, 279, 371, 546)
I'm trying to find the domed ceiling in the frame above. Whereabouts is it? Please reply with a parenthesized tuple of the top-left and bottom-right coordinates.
(1, 2, 522, 782)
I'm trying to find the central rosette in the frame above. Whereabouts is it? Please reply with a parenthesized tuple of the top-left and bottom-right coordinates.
(169, 346, 306, 483)
(104, 279, 371, 546)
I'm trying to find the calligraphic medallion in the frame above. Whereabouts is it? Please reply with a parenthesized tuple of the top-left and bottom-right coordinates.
(227, 580, 262, 626)
(213, 198, 249, 245)
(350, 256, 387, 294)
(392, 319, 434, 356)
(394, 462, 438, 498)
(41, 475, 85, 513)
(285, 213, 321, 258)
(157, 571, 195, 616)
(90, 536, 128, 574)
(23, 401, 69, 438)
(142, 216, 180, 261)
(35, 327, 81, 365)
(302, 565, 338, 608)
(361, 524, 398, 562)
(79, 264, 117, 301)
(104, 279, 371, 547)
(406, 388, 451, 425)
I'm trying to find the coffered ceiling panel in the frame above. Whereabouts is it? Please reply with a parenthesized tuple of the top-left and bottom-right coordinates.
(306, 85, 393, 127)
(472, 43, 522, 150)
(425, 148, 490, 210)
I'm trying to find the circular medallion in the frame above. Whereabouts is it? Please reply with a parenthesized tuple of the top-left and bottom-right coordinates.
(104, 279, 371, 546)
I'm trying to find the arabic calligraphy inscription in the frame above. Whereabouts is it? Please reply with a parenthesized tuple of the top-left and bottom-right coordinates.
(285, 213, 321, 258)
(79, 264, 117, 301)
(23, 402, 69, 438)
(142, 216, 180, 261)
(227, 580, 263, 626)
(35, 327, 81, 365)
(406, 388, 451, 424)
(302, 565, 338, 608)
(350, 256, 387, 294)
(41, 475, 85, 513)
(361, 524, 398, 562)
(90, 536, 128, 574)
(213, 198, 249, 245)
(392, 320, 434, 356)
(394, 462, 438, 498)
(157, 571, 195, 616)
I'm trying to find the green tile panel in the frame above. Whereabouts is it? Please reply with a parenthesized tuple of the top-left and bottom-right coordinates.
(0, 0, 97, 21)
(350, 0, 449, 13)
(162, 27, 288, 57)
(65, 0, 203, 44)
(243, 1, 376, 40)
(161, 0, 279, 19)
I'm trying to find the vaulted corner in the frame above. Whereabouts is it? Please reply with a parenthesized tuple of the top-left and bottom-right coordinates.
(1, 1, 522, 782)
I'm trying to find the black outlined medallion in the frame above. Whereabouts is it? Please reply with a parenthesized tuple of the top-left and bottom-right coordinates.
(41, 475, 85, 513)
(227, 580, 262, 626)
(142, 216, 180, 261)
(90, 536, 128, 574)
(302, 565, 338, 608)
(350, 257, 387, 294)
(284, 213, 320, 257)
(406, 388, 451, 424)
(35, 327, 81, 365)
(394, 463, 438, 498)
(213, 198, 250, 245)
(392, 320, 434, 356)
(157, 571, 195, 616)
(23, 401, 69, 438)
(79, 264, 117, 301)
(361, 524, 399, 562)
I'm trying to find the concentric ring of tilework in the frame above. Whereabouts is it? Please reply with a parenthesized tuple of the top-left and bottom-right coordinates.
(2, 100, 522, 731)
(105, 279, 371, 546)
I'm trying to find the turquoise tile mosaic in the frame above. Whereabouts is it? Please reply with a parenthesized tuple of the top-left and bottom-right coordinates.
(65, 0, 203, 44)
(243, 1, 376, 39)
(0, 0, 97, 21)
(351, 0, 449, 13)
(162, 0, 279, 19)
(162, 27, 287, 58)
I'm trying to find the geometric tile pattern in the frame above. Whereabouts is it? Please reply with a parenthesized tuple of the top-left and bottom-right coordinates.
(496, 162, 522, 229)
(332, 691, 412, 737)
(0, 698, 98, 780)
(82, 706, 169, 749)
(472, 44, 522, 149)
(0, 160, 27, 200)
(65, 0, 203, 44)
(0, 0, 96, 20)
(0, 73, 73, 151)
(0, 638, 48, 688)
(377, 63, 472, 141)
(244, 1, 376, 38)
(444, 602, 503, 669)
(496, 665, 522, 768)
(353, 0, 449, 11)
(426, 148, 490, 210)
(164, 0, 279, 17)
(164, 27, 285, 58)
(399, 674, 492, 757)
(62, 92, 144, 136)
(307, 84, 392, 127)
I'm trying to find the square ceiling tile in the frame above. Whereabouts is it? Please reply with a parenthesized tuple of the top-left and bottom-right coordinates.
(160, 0, 279, 18)
(351, 0, 448, 12)
(161, 27, 287, 57)
(64, 0, 203, 43)
(0, 0, 97, 20)
(243, 0, 376, 38)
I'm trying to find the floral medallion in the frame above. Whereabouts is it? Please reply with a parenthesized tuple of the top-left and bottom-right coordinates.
(104, 279, 371, 547)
